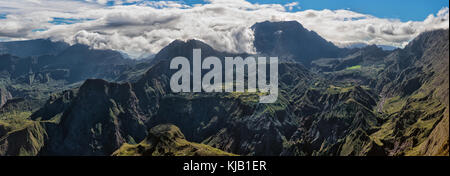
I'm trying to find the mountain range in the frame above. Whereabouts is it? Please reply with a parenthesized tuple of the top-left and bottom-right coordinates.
(0, 21, 448, 156)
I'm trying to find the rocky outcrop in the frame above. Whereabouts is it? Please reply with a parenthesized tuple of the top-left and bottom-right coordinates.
(112, 124, 235, 156)
(36, 79, 149, 155)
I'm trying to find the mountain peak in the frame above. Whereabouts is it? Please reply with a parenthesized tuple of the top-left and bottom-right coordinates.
(152, 39, 220, 64)
(253, 20, 308, 32)
(164, 39, 215, 52)
(251, 20, 343, 65)
(78, 79, 110, 94)
(148, 124, 186, 140)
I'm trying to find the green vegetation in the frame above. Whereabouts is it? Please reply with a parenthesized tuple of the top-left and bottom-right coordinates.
(327, 85, 353, 94)
(225, 91, 267, 104)
(346, 65, 361, 70)
(372, 87, 447, 155)
(113, 124, 236, 156)
(382, 96, 405, 114)
(0, 116, 46, 156)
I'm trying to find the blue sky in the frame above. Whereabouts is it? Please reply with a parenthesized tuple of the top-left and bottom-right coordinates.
(257, 0, 449, 21)
(167, 0, 449, 21)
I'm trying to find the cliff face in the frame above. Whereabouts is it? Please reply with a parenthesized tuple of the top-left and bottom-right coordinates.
(32, 79, 149, 155)
(0, 87, 12, 108)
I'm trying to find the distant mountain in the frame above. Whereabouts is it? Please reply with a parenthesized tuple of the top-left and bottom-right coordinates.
(312, 45, 391, 72)
(0, 40, 137, 83)
(0, 39, 69, 58)
(252, 21, 344, 65)
(152, 39, 226, 64)
(115, 39, 218, 83)
(47, 44, 134, 82)
(0, 42, 140, 110)
(340, 42, 398, 51)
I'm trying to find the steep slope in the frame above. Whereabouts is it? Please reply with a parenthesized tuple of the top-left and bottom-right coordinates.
(0, 121, 46, 156)
(379, 29, 449, 100)
(0, 87, 12, 108)
(33, 79, 149, 155)
(371, 29, 449, 156)
(415, 108, 448, 156)
(282, 85, 381, 156)
(112, 124, 235, 156)
(0, 97, 45, 156)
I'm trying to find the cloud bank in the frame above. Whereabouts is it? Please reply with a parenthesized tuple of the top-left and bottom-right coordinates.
(0, 0, 448, 58)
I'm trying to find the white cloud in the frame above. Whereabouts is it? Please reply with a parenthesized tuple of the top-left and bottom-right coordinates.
(284, 2, 300, 11)
(0, 0, 448, 58)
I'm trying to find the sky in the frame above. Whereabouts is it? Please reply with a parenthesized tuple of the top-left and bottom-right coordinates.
(0, 0, 449, 58)
(248, 0, 449, 21)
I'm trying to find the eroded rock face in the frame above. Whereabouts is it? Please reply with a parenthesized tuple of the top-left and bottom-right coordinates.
(282, 86, 380, 156)
(35, 79, 149, 156)
(0, 87, 12, 108)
